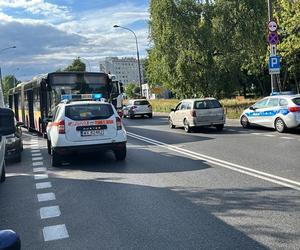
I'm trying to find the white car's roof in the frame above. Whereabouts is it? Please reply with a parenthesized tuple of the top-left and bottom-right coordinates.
(60, 100, 110, 106)
(181, 98, 218, 102)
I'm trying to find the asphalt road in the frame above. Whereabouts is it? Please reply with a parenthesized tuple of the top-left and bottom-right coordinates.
(1, 116, 300, 249)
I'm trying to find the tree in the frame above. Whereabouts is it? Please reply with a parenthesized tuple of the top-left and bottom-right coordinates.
(64, 57, 86, 72)
(1, 75, 19, 103)
(125, 83, 140, 98)
(275, 0, 300, 93)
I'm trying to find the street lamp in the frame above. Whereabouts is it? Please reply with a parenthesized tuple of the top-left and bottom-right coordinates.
(113, 25, 143, 97)
(0, 46, 16, 54)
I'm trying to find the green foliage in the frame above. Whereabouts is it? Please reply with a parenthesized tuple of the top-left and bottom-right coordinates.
(147, 0, 278, 98)
(125, 83, 140, 98)
(1, 74, 19, 103)
(275, 0, 300, 91)
(64, 57, 86, 72)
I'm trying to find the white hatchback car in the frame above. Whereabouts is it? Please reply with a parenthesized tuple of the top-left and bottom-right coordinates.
(169, 98, 226, 133)
(123, 99, 152, 118)
(240, 94, 300, 132)
(47, 98, 127, 167)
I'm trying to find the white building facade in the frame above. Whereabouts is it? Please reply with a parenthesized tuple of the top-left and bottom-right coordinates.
(99, 57, 145, 85)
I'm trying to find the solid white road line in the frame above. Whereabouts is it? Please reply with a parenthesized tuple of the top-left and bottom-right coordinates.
(33, 161, 44, 166)
(264, 134, 275, 137)
(36, 182, 52, 190)
(43, 224, 69, 241)
(33, 167, 47, 173)
(280, 137, 295, 140)
(128, 132, 300, 191)
(34, 174, 48, 180)
(32, 157, 43, 161)
(40, 206, 61, 219)
(251, 132, 263, 135)
(37, 192, 56, 202)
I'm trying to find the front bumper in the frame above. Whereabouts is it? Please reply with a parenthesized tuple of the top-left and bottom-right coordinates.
(53, 142, 127, 155)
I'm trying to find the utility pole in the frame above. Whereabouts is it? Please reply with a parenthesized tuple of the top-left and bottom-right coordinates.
(268, 0, 276, 94)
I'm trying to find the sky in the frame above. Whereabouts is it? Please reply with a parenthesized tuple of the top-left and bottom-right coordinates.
(0, 0, 150, 80)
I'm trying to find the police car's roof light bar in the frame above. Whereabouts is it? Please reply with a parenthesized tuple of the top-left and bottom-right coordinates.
(271, 91, 296, 96)
(61, 93, 103, 102)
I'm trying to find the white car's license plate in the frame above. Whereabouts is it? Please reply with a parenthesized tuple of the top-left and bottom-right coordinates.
(81, 130, 104, 136)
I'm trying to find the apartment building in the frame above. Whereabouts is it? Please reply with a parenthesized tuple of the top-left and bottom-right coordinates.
(99, 57, 145, 85)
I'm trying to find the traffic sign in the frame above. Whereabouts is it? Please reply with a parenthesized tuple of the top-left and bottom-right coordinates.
(268, 32, 280, 44)
(270, 44, 277, 56)
(268, 21, 278, 32)
(269, 56, 280, 74)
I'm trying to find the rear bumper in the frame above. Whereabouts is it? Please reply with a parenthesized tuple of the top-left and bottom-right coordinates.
(53, 142, 126, 155)
(190, 118, 226, 127)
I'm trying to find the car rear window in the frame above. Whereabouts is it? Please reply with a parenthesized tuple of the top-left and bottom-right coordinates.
(292, 98, 300, 105)
(194, 100, 222, 109)
(134, 100, 149, 105)
(65, 104, 114, 121)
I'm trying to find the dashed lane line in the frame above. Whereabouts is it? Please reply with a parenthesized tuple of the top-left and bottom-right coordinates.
(280, 137, 295, 140)
(40, 206, 61, 219)
(33, 167, 47, 173)
(33, 161, 44, 166)
(34, 174, 49, 180)
(37, 192, 56, 202)
(32, 157, 43, 161)
(43, 224, 69, 242)
(36, 182, 52, 190)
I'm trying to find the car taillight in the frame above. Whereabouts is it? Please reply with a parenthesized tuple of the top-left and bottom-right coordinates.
(116, 117, 122, 130)
(191, 110, 196, 117)
(288, 107, 300, 112)
(58, 120, 65, 134)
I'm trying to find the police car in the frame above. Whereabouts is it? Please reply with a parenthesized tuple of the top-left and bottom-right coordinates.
(240, 93, 300, 133)
(46, 94, 127, 167)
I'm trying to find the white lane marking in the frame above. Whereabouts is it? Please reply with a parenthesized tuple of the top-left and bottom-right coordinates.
(32, 157, 43, 161)
(33, 161, 43, 166)
(37, 192, 56, 202)
(128, 132, 300, 191)
(36, 182, 52, 190)
(43, 224, 69, 241)
(280, 137, 295, 140)
(227, 129, 235, 132)
(264, 134, 275, 137)
(250, 132, 263, 135)
(34, 174, 48, 180)
(32, 153, 42, 157)
(40, 206, 61, 219)
(31, 150, 41, 153)
(33, 167, 47, 173)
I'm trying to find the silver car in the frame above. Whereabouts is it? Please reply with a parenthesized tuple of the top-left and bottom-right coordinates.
(123, 99, 153, 118)
(240, 94, 300, 132)
(168, 98, 226, 133)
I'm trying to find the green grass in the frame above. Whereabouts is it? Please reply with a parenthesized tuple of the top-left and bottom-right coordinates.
(149, 98, 258, 119)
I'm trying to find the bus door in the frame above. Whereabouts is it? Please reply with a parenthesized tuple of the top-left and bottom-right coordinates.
(21, 85, 25, 123)
(13, 94, 19, 120)
(27, 90, 35, 129)
(40, 80, 48, 133)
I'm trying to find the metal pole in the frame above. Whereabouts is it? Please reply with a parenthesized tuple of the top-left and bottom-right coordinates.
(113, 25, 143, 97)
(268, 0, 276, 94)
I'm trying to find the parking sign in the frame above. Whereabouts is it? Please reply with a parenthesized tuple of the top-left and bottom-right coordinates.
(269, 56, 280, 74)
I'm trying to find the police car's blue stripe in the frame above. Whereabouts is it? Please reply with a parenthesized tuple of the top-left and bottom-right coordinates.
(246, 109, 289, 117)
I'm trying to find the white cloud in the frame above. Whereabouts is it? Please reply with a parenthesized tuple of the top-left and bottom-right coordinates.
(0, 1, 150, 80)
(0, 0, 72, 20)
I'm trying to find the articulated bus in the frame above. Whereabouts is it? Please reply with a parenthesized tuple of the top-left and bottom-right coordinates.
(8, 72, 123, 134)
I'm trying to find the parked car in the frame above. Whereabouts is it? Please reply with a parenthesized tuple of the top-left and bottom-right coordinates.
(5, 120, 23, 163)
(240, 94, 300, 132)
(0, 108, 16, 183)
(168, 98, 226, 133)
(123, 99, 152, 118)
(46, 95, 127, 167)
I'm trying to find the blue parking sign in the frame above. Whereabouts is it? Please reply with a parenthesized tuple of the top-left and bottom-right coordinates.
(269, 56, 280, 74)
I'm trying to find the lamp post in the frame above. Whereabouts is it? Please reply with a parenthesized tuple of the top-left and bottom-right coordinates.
(0, 45, 16, 106)
(113, 25, 143, 97)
